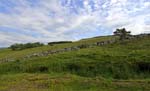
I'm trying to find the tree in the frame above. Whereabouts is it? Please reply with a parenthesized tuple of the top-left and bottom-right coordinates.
(10, 43, 23, 50)
(10, 42, 44, 51)
(114, 28, 131, 40)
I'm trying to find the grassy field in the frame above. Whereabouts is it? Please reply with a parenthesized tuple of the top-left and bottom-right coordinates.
(0, 35, 150, 91)
(0, 73, 150, 91)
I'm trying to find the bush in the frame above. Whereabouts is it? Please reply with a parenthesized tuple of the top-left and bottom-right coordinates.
(10, 42, 44, 50)
(48, 41, 72, 46)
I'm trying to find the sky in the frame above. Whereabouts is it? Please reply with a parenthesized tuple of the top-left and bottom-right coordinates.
(0, 0, 150, 47)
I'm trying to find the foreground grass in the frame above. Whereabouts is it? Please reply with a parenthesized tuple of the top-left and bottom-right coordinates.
(0, 73, 150, 91)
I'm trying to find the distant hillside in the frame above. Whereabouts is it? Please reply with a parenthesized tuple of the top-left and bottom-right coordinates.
(0, 35, 116, 62)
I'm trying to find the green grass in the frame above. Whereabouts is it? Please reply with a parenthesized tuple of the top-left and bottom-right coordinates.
(0, 35, 115, 60)
(0, 35, 150, 91)
(0, 73, 150, 91)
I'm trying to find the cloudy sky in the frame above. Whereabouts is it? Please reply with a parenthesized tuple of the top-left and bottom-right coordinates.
(0, 0, 150, 47)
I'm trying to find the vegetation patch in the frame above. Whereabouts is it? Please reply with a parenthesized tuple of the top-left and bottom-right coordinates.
(10, 42, 44, 50)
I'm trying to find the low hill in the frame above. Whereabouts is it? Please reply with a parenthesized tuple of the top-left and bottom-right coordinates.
(0, 34, 150, 91)
(0, 35, 116, 62)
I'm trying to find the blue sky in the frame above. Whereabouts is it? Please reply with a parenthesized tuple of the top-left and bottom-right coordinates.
(0, 0, 150, 47)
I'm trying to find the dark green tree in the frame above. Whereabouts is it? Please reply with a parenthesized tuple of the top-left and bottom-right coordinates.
(114, 28, 131, 40)
(10, 42, 44, 50)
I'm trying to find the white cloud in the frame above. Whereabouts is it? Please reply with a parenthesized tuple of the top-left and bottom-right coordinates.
(0, 0, 150, 47)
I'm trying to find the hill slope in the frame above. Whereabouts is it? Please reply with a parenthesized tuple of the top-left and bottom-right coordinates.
(0, 35, 115, 61)
(0, 34, 150, 91)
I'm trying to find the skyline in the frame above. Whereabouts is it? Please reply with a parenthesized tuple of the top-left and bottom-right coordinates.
(0, 0, 150, 47)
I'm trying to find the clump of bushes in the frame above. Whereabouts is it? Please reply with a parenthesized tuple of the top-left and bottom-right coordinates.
(48, 41, 72, 46)
(10, 42, 44, 50)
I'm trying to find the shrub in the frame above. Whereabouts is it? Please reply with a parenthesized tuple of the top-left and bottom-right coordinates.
(10, 42, 44, 50)
(48, 41, 72, 46)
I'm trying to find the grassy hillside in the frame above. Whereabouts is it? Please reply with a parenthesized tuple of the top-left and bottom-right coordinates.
(0, 36, 115, 60)
(0, 35, 150, 91)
